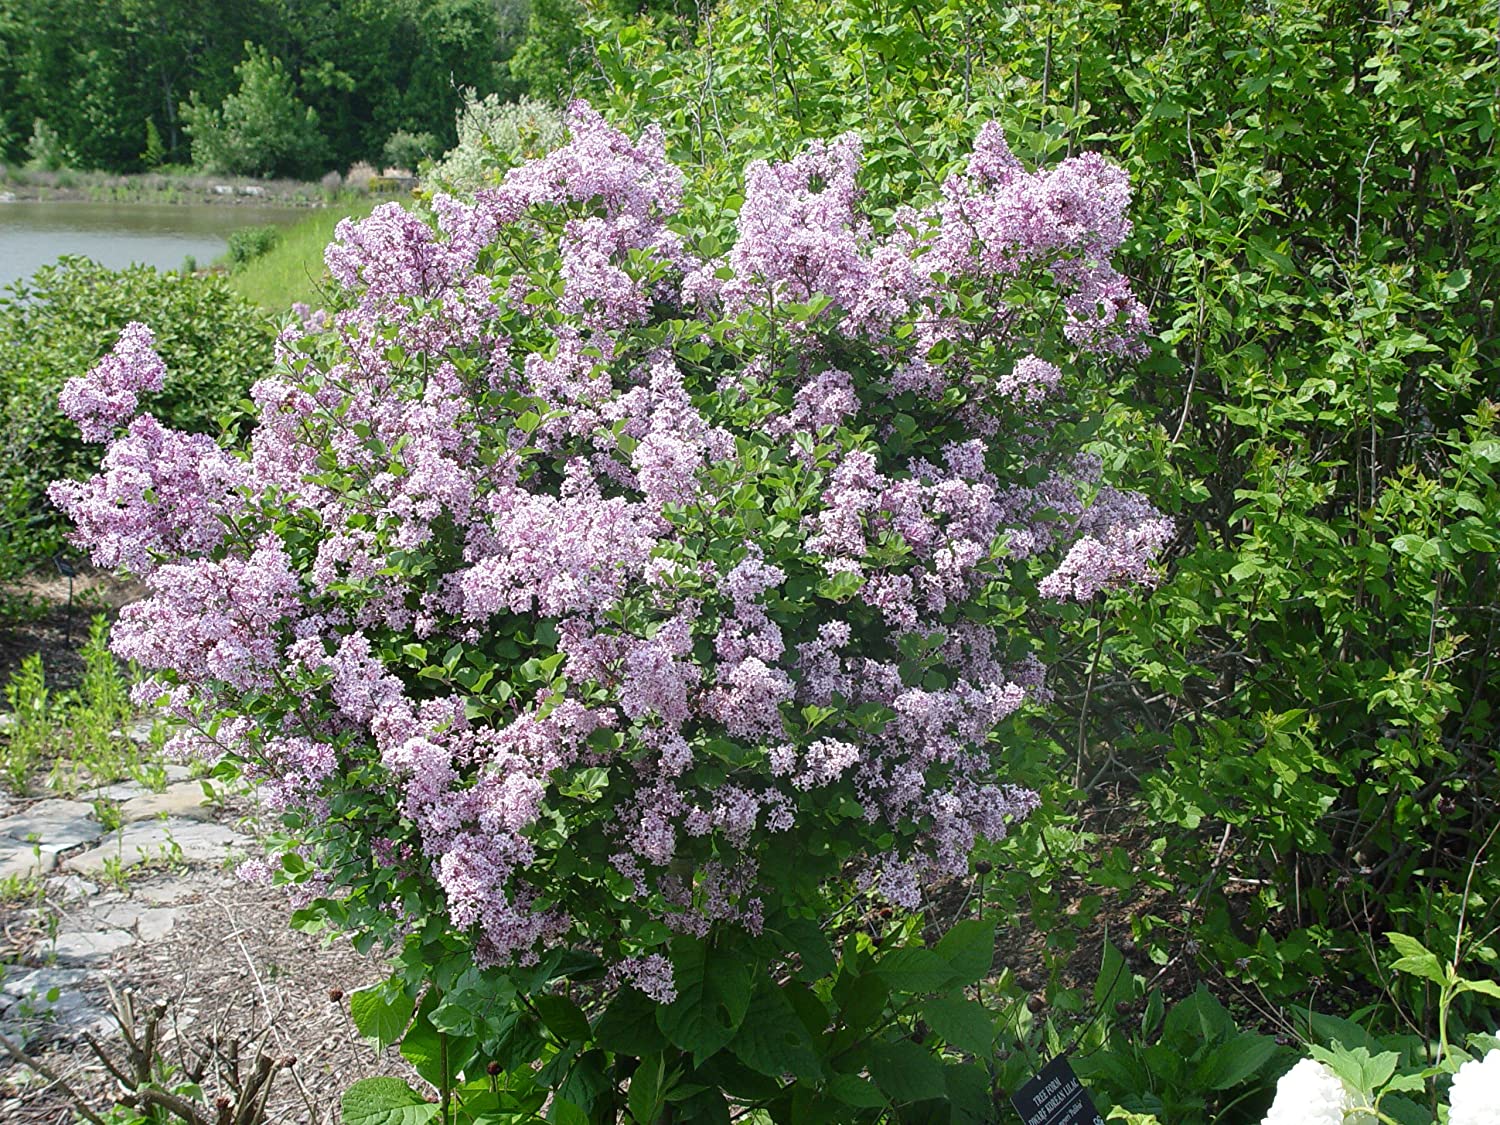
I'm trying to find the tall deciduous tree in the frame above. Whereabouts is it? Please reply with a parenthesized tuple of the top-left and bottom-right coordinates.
(180, 44, 323, 177)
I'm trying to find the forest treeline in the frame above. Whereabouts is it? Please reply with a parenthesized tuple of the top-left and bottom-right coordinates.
(0, 0, 680, 177)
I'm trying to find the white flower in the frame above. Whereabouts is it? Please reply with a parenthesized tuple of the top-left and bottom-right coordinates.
(1261, 1058, 1370, 1125)
(1449, 1046, 1500, 1125)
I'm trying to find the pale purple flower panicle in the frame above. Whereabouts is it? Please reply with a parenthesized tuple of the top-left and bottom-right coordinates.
(614, 953, 677, 1004)
(111, 540, 303, 692)
(997, 355, 1063, 404)
(58, 322, 166, 441)
(1040, 486, 1174, 601)
(48, 415, 246, 575)
(326, 202, 468, 299)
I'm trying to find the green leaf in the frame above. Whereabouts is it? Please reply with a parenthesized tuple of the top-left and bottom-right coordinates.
(594, 987, 667, 1055)
(944, 1062, 994, 1124)
(399, 994, 471, 1090)
(656, 939, 754, 1062)
(825, 1073, 887, 1109)
(1441, 268, 1471, 295)
(1383, 1073, 1427, 1094)
(1304, 1013, 1380, 1055)
(340, 1077, 438, 1125)
(1309, 1044, 1398, 1098)
(1362, 1050, 1401, 1090)
(729, 979, 822, 1080)
(832, 971, 890, 1032)
(1385, 932, 1447, 986)
(556, 1049, 611, 1114)
(873, 946, 964, 994)
(777, 917, 836, 980)
(1458, 979, 1500, 1000)
(627, 1054, 670, 1124)
(1197, 1032, 1278, 1090)
(935, 921, 995, 983)
(546, 1098, 589, 1125)
(1094, 941, 1132, 1009)
(398, 1017, 446, 1088)
(868, 1039, 946, 1104)
(920, 997, 994, 1056)
(1163, 987, 1235, 1049)
(349, 985, 415, 1052)
(533, 994, 592, 1044)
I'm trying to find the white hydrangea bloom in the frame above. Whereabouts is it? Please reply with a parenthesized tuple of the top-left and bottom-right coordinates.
(1261, 1058, 1370, 1125)
(1449, 1046, 1500, 1125)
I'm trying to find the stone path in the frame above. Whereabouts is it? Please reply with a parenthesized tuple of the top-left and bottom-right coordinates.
(0, 769, 251, 1046)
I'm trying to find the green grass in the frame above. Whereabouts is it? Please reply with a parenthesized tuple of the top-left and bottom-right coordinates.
(0, 615, 167, 797)
(225, 199, 378, 311)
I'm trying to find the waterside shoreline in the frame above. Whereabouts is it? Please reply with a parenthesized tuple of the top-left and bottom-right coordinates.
(0, 168, 411, 208)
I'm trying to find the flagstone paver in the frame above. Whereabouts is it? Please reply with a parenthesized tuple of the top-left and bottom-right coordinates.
(0, 781, 252, 1051)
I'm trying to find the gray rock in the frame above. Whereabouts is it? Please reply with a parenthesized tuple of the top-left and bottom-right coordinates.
(96, 902, 179, 941)
(49, 874, 98, 901)
(0, 839, 55, 880)
(0, 798, 103, 850)
(130, 875, 202, 905)
(1, 966, 87, 1001)
(65, 818, 244, 875)
(119, 781, 214, 823)
(48, 898, 182, 965)
(50, 926, 137, 965)
(88, 780, 150, 801)
(0, 967, 114, 1039)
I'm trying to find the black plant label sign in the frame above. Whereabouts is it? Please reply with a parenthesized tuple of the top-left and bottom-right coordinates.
(1010, 1055, 1105, 1125)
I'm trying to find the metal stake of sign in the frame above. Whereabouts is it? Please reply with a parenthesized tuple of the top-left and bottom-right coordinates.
(53, 556, 76, 646)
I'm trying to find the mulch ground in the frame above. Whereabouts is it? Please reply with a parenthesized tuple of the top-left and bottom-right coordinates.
(1, 875, 410, 1125)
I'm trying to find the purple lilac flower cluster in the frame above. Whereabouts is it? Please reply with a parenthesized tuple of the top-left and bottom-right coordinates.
(51, 103, 1168, 993)
(57, 322, 165, 442)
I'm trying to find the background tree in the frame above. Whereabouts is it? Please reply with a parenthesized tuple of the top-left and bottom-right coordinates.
(180, 44, 323, 178)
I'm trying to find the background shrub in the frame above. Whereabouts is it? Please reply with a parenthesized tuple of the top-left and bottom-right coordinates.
(225, 224, 281, 269)
(0, 258, 272, 578)
(421, 91, 566, 195)
(380, 129, 438, 172)
(0, 0, 520, 173)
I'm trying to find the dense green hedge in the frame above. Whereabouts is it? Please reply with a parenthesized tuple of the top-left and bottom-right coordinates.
(0, 258, 272, 578)
(578, 0, 1500, 1032)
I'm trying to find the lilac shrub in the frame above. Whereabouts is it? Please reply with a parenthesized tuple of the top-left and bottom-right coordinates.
(52, 105, 1166, 1002)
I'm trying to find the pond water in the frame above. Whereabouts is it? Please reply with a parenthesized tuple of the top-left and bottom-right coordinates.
(0, 200, 306, 291)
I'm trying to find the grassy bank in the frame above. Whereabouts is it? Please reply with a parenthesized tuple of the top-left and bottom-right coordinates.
(223, 199, 378, 311)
